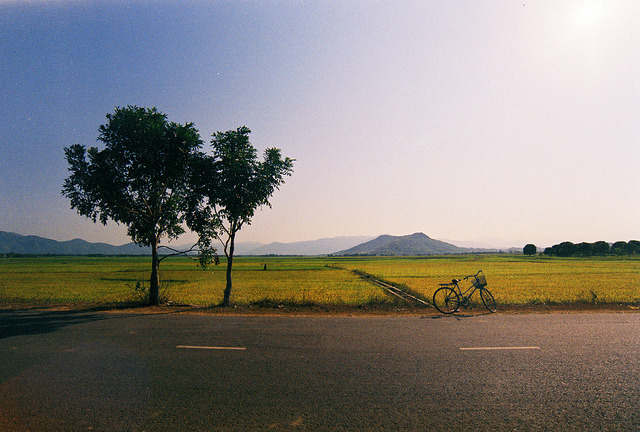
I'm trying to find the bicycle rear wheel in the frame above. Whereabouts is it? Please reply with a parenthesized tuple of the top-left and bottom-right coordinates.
(433, 287, 460, 314)
(479, 288, 497, 313)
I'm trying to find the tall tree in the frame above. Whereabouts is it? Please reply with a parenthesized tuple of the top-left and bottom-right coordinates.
(62, 106, 203, 305)
(188, 126, 294, 306)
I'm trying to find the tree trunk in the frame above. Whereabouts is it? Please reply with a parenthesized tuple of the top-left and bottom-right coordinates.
(149, 238, 160, 305)
(222, 232, 235, 307)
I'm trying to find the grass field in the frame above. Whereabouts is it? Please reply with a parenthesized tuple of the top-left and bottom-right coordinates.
(1, 254, 640, 310)
(334, 255, 640, 307)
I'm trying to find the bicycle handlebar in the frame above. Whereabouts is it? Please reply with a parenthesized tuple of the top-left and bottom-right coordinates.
(464, 270, 483, 280)
(445, 271, 484, 286)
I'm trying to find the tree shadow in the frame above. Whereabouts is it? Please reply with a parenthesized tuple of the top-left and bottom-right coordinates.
(0, 307, 140, 340)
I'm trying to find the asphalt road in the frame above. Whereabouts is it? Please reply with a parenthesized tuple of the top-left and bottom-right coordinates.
(2, 309, 640, 431)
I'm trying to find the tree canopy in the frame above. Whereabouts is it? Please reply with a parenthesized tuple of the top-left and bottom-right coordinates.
(187, 126, 294, 306)
(62, 106, 203, 304)
(64, 109, 293, 306)
(543, 240, 640, 257)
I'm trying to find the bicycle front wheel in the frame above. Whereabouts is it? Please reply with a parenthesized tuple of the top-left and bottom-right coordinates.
(433, 287, 460, 314)
(479, 288, 497, 313)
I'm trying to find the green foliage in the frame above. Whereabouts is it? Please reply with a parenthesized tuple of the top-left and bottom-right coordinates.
(592, 241, 610, 255)
(62, 108, 294, 307)
(576, 242, 593, 256)
(629, 241, 640, 254)
(195, 237, 220, 268)
(523, 244, 537, 256)
(611, 241, 628, 255)
(189, 127, 294, 244)
(543, 240, 640, 257)
(63, 106, 202, 246)
(187, 126, 294, 306)
(62, 106, 204, 304)
(127, 280, 171, 305)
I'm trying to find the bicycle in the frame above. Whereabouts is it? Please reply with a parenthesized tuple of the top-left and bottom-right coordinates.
(433, 270, 497, 314)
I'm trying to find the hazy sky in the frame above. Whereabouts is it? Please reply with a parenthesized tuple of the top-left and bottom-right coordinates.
(1, 0, 639, 248)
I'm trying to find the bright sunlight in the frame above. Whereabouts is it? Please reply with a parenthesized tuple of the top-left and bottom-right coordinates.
(572, 0, 605, 32)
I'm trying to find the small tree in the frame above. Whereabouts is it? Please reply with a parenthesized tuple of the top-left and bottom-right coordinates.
(523, 244, 537, 256)
(62, 106, 203, 305)
(188, 126, 294, 306)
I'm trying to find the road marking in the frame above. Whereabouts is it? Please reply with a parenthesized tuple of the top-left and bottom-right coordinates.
(177, 345, 246, 351)
(460, 346, 540, 351)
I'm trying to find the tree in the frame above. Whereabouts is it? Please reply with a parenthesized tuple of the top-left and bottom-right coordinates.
(611, 241, 628, 255)
(188, 126, 294, 306)
(576, 242, 593, 257)
(556, 241, 577, 257)
(628, 240, 640, 254)
(62, 106, 203, 305)
(523, 244, 537, 256)
(592, 241, 610, 256)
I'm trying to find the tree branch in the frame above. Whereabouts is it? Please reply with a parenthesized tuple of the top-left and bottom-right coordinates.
(158, 243, 219, 267)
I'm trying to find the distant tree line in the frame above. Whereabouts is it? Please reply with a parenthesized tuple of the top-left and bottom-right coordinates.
(540, 241, 640, 257)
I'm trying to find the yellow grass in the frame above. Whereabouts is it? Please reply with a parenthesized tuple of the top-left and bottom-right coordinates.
(1, 254, 640, 308)
(334, 255, 640, 306)
(0, 256, 385, 306)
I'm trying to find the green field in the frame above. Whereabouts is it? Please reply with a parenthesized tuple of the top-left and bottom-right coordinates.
(1, 254, 640, 310)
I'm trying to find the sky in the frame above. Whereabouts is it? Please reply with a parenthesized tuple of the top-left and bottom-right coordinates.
(1, 0, 639, 249)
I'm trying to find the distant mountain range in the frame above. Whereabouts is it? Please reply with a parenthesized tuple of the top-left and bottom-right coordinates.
(237, 236, 375, 256)
(0, 231, 497, 256)
(0, 231, 376, 256)
(0, 231, 149, 255)
(332, 232, 470, 256)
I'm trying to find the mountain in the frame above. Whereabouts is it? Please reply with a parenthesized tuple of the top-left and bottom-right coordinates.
(0, 231, 375, 256)
(1, 230, 480, 257)
(0, 231, 149, 255)
(232, 242, 266, 255)
(333, 232, 469, 256)
(240, 236, 375, 256)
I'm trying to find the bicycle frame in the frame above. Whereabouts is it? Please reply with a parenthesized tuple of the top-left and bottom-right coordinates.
(451, 280, 481, 307)
(433, 270, 496, 314)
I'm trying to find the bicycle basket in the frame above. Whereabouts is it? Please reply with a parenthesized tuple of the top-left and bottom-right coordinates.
(475, 274, 487, 287)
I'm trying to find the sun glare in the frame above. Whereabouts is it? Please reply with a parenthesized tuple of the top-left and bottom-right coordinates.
(573, 0, 605, 32)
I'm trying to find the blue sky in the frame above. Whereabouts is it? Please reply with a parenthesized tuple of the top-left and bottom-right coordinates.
(1, 0, 639, 248)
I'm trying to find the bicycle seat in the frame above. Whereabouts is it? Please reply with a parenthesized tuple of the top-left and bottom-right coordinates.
(452, 279, 460, 283)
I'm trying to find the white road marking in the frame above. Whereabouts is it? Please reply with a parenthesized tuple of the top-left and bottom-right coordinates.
(460, 346, 540, 351)
(177, 345, 246, 350)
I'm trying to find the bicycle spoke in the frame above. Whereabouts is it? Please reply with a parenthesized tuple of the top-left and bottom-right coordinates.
(433, 287, 459, 314)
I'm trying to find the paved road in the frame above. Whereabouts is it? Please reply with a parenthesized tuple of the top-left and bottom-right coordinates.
(1, 309, 640, 431)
